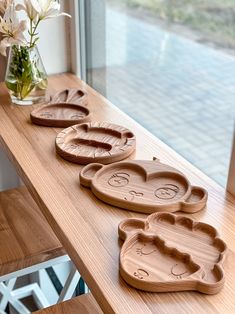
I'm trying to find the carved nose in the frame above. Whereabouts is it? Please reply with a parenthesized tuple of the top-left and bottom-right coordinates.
(129, 191, 144, 197)
(124, 191, 144, 201)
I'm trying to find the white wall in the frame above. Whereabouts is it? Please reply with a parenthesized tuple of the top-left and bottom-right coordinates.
(37, 0, 71, 74)
(0, 0, 73, 191)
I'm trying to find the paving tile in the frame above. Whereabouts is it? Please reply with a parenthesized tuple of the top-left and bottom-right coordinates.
(93, 6, 235, 187)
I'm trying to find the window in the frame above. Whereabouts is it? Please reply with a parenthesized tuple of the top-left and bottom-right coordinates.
(77, 0, 235, 189)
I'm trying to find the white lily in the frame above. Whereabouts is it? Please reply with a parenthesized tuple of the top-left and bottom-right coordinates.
(16, 0, 39, 22)
(0, 0, 14, 15)
(30, 0, 71, 20)
(0, 5, 27, 56)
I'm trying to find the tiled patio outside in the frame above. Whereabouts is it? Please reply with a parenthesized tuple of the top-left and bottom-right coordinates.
(92, 6, 235, 187)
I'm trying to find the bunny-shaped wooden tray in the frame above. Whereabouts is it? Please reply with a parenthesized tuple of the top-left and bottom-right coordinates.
(118, 212, 227, 294)
(30, 89, 91, 127)
(80, 159, 208, 213)
(56, 122, 136, 164)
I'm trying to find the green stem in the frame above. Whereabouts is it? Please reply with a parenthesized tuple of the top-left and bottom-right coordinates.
(29, 18, 41, 48)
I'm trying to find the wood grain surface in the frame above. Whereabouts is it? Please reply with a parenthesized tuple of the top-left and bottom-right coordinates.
(0, 73, 235, 313)
(30, 89, 90, 127)
(0, 187, 65, 277)
(34, 293, 102, 314)
(56, 122, 136, 164)
(79, 159, 207, 213)
(118, 212, 227, 294)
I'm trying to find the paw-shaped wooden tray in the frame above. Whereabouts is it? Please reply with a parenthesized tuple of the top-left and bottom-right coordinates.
(118, 212, 227, 294)
(80, 159, 207, 213)
(30, 89, 91, 127)
(56, 122, 136, 164)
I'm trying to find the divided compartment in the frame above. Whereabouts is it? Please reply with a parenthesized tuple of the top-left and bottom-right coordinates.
(56, 122, 136, 164)
(79, 159, 208, 214)
(181, 186, 208, 213)
(118, 212, 227, 294)
(30, 89, 90, 127)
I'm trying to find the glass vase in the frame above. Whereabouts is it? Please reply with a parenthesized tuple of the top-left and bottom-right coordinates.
(5, 45, 48, 105)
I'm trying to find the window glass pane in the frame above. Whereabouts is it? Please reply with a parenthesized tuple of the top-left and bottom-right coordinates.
(85, 0, 235, 187)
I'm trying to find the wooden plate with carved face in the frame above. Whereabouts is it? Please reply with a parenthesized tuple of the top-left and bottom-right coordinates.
(30, 89, 91, 127)
(80, 159, 208, 213)
(118, 212, 227, 294)
(55, 122, 136, 164)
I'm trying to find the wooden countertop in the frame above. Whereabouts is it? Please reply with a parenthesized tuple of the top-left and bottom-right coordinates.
(0, 73, 235, 313)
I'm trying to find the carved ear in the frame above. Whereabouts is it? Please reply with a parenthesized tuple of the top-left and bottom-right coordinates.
(79, 163, 104, 187)
(196, 264, 225, 294)
(118, 218, 147, 241)
(181, 186, 208, 213)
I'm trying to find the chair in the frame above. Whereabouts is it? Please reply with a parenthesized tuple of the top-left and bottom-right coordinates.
(0, 187, 81, 313)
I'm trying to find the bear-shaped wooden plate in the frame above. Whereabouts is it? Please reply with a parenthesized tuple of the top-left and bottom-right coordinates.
(118, 212, 227, 294)
(30, 89, 91, 127)
(56, 122, 136, 164)
(80, 159, 208, 213)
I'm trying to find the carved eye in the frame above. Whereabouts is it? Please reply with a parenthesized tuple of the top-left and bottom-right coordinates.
(108, 172, 130, 187)
(155, 184, 180, 200)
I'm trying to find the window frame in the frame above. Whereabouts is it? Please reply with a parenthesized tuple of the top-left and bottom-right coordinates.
(69, 0, 86, 80)
(227, 130, 235, 196)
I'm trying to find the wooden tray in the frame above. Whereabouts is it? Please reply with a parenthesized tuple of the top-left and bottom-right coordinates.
(56, 122, 136, 164)
(118, 212, 227, 294)
(80, 159, 208, 213)
(30, 89, 91, 127)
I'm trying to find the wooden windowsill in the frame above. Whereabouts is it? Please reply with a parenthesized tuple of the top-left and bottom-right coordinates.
(0, 73, 234, 313)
